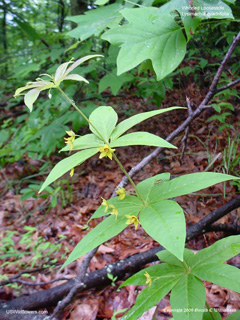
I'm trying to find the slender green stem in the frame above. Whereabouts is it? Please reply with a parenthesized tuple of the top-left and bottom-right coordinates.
(182, 261, 189, 273)
(58, 87, 145, 204)
(112, 153, 146, 205)
(57, 86, 107, 143)
(206, 301, 216, 320)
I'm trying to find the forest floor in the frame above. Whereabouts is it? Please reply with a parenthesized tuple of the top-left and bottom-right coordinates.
(0, 82, 240, 319)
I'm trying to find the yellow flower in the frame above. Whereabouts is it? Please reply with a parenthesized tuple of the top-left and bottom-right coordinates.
(116, 187, 126, 200)
(125, 215, 140, 230)
(70, 168, 74, 177)
(97, 144, 116, 160)
(64, 130, 76, 150)
(144, 271, 152, 287)
(109, 204, 118, 220)
(101, 197, 109, 213)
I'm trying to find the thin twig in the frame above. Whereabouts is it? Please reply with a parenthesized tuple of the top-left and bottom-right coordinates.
(3, 277, 71, 287)
(215, 78, 240, 93)
(50, 250, 94, 320)
(180, 96, 193, 161)
(0, 267, 50, 287)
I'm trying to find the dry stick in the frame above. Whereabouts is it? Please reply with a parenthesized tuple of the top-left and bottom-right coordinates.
(50, 31, 240, 318)
(50, 251, 94, 320)
(4, 277, 71, 287)
(1, 195, 240, 320)
(215, 78, 240, 93)
(0, 267, 49, 287)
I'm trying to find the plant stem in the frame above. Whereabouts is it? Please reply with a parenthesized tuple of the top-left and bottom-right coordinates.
(58, 86, 145, 204)
(57, 86, 106, 143)
(182, 261, 189, 273)
(112, 153, 146, 205)
(206, 301, 217, 320)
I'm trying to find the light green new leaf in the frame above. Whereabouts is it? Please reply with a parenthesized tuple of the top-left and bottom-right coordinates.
(148, 172, 240, 202)
(190, 235, 240, 268)
(39, 149, 97, 193)
(102, 8, 186, 80)
(24, 88, 41, 112)
(66, 4, 123, 40)
(137, 173, 171, 202)
(62, 214, 127, 268)
(120, 262, 184, 287)
(99, 69, 134, 96)
(122, 277, 180, 320)
(110, 132, 177, 149)
(140, 200, 186, 261)
(89, 106, 118, 142)
(170, 274, 206, 320)
(192, 263, 240, 293)
(60, 134, 103, 152)
(89, 195, 142, 220)
(110, 107, 184, 141)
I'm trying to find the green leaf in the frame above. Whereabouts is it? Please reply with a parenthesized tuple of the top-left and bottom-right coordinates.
(60, 134, 103, 152)
(99, 69, 134, 95)
(140, 200, 186, 261)
(170, 274, 206, 320)
(121, 262, 184, 287)
(190, 235, 240, 268)
(203, 309, 221, 320)
(194, 0, 233, 19)
(137, 173, 171, 202)
(110, 107, 184, 141)
(102, 8, 186, 80)
(90, 195, 142, 220)
(39, 149, 97, 193)
(122, 277, 180, 320)
(156, 249, 195, 267)
(95, 0, 110, 5)
(89, 106, 118, 142)
(66, 4, 123, 40)
(159, 0, 233, 39)
(225, 311, 240, 320)
(110, 132, 177, 149)
(146, 172, 239, 202)
(62, 214, 127, 269)
(192, 263, 240, 293)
